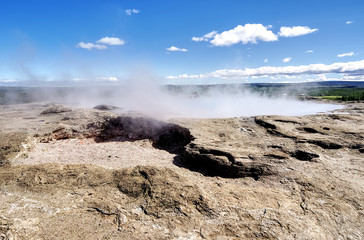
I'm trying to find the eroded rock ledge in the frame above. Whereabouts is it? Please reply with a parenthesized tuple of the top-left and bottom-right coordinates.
(36, 106, 276, 179)
(182, 144, 273, 179)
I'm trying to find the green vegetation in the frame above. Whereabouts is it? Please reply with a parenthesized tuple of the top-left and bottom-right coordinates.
(341, 91, 364, 101)
(308, 88, 364, 101)
(320, 96, 343, 100)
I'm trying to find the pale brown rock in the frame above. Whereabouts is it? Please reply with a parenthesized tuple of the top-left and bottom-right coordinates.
(0, 102, 363, 239)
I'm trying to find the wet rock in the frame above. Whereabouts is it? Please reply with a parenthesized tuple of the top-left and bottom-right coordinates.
(299, 127, 321, 134)
(264, 154, 287, 159)
(98, 116, 193, 153)
(292, 150, 319, 161)
(254, 117, 276, 129)
(307, 140, 343, 149)
(349, 144, 364, 149)
(93, 104, 119, 111)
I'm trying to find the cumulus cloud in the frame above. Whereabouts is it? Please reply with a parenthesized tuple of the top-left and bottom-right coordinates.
(166, 60, 364, 80)
(346, 21, 354, 24)
(264, 58, 268, 63)
(337, 52, 355, 57)
(77, 42, 107, 50)
(282, 57, 292, 63)
(125, 9, 139, 15)
(96, 37, 125, 45)
(193, 24, 318, 47)
(278, 26, 318, 37)
(210, 24, 278, 46)
(166, 46, 188, 52)
(306, 50, 314, 53)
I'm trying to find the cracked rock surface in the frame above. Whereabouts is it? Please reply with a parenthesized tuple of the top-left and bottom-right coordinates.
(0, 102, 363, 239)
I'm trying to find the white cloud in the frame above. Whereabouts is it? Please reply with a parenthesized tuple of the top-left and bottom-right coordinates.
(342, 75, 364, 81)
(77, 36, 125, 50)
(192, 37, 205, 42)
(166, 46, 188, 52)
(77, 42, 107, 50)
(264, 58, 268, 63)
(166, 60, 364, 80)
(346, 21, 354, 24)
(306, 50, 314, 53)
(282, 57, 292, 63)
(193, 24, 319, 47)
(210, 24, 278, 46)
(278, 26, 318, 37)
(192, 31, 218, 42)
(125, 9, 139, 15)
(337, 52, 355, 57)
(204, 31, 218, 39)
(96, 37, 125, 46)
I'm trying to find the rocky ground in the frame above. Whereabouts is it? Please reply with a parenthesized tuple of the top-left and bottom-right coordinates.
(0, 101, 363, 240)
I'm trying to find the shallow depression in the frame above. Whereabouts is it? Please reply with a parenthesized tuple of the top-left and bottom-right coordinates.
(13, 138, 176, 169)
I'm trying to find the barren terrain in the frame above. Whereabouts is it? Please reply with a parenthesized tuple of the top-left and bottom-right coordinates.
(0, 101, 363, 239)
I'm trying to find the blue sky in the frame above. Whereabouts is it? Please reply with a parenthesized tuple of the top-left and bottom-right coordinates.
(0, 0, 364, 85)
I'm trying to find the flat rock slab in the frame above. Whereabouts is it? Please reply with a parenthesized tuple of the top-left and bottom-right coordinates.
(13, 138, 176, 169)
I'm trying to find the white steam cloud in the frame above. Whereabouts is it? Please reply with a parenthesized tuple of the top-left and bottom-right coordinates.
(2, 69, 341, 119)
(29, 70, 338, 119)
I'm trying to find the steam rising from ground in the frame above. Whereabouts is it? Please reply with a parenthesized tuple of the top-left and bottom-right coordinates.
(1, 73, 340, 119)
(72, 71, 340, 118)
(114, 89, 339, 118)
